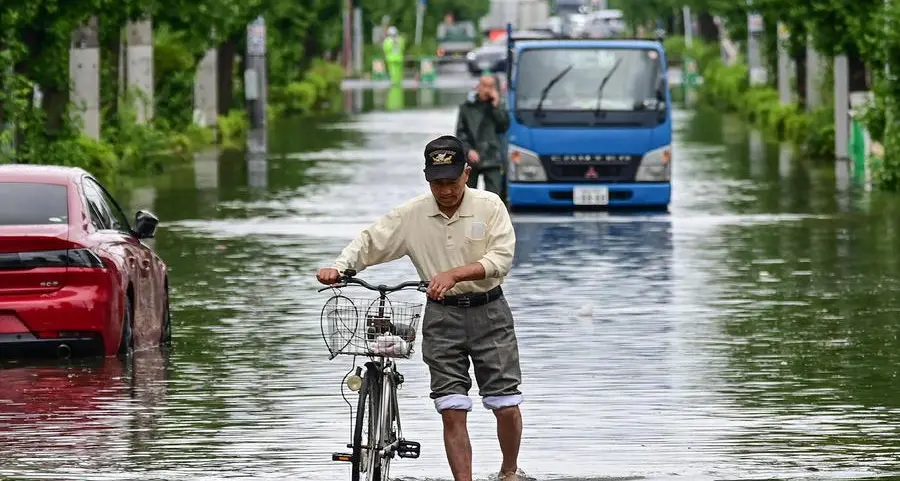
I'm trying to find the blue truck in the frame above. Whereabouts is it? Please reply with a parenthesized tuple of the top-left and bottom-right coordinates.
(503, 23, 673, 210)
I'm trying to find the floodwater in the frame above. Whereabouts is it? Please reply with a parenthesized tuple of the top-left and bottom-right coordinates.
(2, 82, 900, 481)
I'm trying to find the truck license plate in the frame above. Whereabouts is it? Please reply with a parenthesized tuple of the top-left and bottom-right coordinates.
(573, 187, 609, 205)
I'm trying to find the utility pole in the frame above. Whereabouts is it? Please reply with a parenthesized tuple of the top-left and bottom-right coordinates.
(777, 22, 791, 105)
(245, 16, 267, 151)
(415, 0, 426, 46)
(353, 8, 363, 75)
(126, 18, 154, 123)
(69, 16, 101, 139)
(834, 54, 850, 160)
(746, 4, 766, 86)
(343, 0, 353, 75)
(883, 0, 893, 170)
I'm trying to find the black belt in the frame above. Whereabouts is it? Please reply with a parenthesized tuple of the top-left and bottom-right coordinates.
(429, 286, 503, 308)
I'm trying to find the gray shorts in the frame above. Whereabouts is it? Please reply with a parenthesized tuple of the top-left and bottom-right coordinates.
(421, 295, 523, 412)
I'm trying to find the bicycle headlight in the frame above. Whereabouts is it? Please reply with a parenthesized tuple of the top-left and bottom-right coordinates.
(635, 144, 672, 181)
(347, 374, 363, 391)
(508, 144, 546, 181)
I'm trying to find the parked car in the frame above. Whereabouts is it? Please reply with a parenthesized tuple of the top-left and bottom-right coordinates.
(465, 29, 555, 76)
(0, 165, 170, 359)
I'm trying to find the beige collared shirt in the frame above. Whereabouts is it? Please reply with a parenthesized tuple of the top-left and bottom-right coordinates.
(332, 188, 515, 296)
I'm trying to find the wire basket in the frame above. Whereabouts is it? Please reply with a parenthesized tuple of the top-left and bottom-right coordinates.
(320, 295, 423, 359)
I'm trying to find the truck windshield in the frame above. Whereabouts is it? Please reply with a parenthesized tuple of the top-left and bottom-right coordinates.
(439, 23, 474, 41)
(515, 47, 661, 112)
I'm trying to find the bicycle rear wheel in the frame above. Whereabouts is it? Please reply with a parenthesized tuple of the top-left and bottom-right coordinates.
(352, 365, 380, 481)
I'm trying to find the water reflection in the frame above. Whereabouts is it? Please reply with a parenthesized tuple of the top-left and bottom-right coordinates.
(512, 214, 672, 283)
(0, 349, 169, 476)
(194, 149, 219, 191)
(778, 143, 792, 180)
(417, 87, 436, 108)
(247, 153, 268, 191)
(342, 88, 363, 115)
(748, 129, 765, 179)
(677, 106, 877, 216)
(386, 85, 404, 111)
(834, 158, 852, 213)
(342, 86, 469, 114)
(693, 209, 900, 472)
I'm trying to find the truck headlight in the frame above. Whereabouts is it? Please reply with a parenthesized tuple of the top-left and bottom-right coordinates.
(466, 52, 476, 61)
(635, 144, 671, 181)
(508, 144, 546, 181)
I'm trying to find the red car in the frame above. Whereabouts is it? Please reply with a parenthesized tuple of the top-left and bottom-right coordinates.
(0, 165, 170, 359)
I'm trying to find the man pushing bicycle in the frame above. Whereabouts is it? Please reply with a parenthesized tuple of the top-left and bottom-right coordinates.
(316, 135, 525, 481)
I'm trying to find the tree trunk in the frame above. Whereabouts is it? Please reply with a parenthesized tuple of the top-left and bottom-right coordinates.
(11, 61, 30, 157)
(216, 37, 237, 115)
(848, 50, 869, 91)
(697, 12, 719, 43)
(41, 85, 69, 136)
(0, 38, 7, 127)
(303, 33, 321, 69)
(793, 49, 807, 103)
(17, 26, 68, 134)
(98, 20, 122, 135)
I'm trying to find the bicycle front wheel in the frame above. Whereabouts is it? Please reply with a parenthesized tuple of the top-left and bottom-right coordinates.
(373, 370, 399, 480)
(352, 365, 380, 481)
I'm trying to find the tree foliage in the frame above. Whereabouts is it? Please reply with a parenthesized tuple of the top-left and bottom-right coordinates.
(0, 0, 483, 176)
(610, 0, 885, 59)
(611, 0, 900, 190)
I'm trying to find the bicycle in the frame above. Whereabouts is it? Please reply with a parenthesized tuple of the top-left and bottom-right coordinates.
(318, 268, 429, 481)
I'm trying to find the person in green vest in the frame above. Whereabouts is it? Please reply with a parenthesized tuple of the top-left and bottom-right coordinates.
(383, 26, 405, 85)
(455, 72, 510, 199)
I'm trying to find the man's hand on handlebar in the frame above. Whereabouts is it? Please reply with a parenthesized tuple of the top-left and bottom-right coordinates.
(315, 267, 428, 293)
(316, 267, 341, 285)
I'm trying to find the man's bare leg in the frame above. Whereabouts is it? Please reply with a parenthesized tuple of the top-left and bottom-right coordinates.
(442, 409, 472, 481)
(494, 406, 522, 477)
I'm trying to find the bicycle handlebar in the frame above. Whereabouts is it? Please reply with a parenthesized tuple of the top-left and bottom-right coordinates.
(317, 268, 430, 293)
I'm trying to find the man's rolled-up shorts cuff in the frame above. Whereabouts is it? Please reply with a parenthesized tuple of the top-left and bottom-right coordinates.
(433, 394, 473, 413)
(482, 394, 523, 411)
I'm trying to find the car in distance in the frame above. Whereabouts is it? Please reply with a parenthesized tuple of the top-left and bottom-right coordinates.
(466, 29, 556, 76)
(0, 165, 170, 359)
(436, 20, 477, 64)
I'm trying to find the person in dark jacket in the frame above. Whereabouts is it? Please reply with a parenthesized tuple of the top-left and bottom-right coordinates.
(455, 74, 510, 199)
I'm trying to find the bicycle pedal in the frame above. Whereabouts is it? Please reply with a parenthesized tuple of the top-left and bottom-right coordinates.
(397, 440, 420, 459)
(332, 452, 353, 462)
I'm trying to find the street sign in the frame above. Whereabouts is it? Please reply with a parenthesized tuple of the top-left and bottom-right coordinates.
(247, 18, 266, 55)
(747, 13, 763, 34)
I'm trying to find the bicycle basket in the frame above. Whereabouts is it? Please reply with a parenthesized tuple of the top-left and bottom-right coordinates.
(320, 295, 423, 359)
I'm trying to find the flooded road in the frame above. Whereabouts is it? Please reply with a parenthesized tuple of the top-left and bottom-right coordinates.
(2, 85, 900, 481)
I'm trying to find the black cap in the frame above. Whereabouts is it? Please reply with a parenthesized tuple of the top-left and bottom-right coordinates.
(423, 135, 467, 182)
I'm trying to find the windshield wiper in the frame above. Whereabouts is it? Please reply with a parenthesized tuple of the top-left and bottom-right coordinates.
(534, 64, 573, 118)
(593, 57, 623, 116)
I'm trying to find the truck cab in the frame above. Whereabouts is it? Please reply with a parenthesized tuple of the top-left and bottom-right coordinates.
(504, 26, 672, 210)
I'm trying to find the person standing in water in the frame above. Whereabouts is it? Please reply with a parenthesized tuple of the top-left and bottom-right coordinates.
(455, 73, 510, 200)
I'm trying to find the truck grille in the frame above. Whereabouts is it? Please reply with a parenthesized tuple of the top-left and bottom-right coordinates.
(540, 154, 641, 182)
